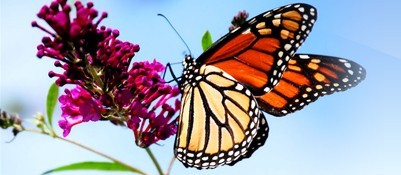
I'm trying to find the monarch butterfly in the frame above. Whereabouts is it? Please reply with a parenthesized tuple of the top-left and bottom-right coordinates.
(174, 3, 366, 169)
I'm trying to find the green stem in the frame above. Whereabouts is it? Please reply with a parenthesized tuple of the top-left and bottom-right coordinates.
(87, 65, 104, 91)
(25, 129, 147, 175)
(145, 147, 163, 175)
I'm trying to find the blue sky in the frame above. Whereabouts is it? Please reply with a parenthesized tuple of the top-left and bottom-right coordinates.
(1, 0, 401, 174)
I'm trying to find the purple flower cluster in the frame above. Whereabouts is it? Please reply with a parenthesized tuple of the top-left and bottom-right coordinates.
(33, 0, 180, 147)
(229, 10, 249, 32)
(58, 86, 103, 137)
(125, 61, 180, 147)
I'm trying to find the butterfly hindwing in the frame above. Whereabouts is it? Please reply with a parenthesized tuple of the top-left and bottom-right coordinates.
(198, 3, 317, 96)
(257, 54, 366, 116)
(228, 113, 269, 165)
(175, 59, 266, 169)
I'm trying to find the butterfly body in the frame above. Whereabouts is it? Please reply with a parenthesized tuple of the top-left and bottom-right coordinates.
(174, 3, 366, 169)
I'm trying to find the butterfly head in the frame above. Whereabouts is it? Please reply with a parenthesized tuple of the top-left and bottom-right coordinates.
(182, 55, 197, 68)
(180, 55, 202, 90)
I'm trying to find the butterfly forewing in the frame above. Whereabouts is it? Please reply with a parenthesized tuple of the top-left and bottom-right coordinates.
(198, 3, 317, 96)
(257, 54, 367, 116)
(175, 58, 266, 169)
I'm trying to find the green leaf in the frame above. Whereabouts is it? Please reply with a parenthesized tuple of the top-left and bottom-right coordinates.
(202, 30, 213, 51)
(46, 83, 59, 128)
(42, 161, 143, 174)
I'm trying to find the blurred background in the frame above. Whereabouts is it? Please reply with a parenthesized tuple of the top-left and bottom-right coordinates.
(1, 0, 400, 174)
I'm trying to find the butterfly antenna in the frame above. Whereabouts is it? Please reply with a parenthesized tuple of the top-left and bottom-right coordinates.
(158, 14, 192, 56)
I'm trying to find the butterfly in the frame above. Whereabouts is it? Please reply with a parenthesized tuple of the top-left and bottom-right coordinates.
(173, 3, 366, 169)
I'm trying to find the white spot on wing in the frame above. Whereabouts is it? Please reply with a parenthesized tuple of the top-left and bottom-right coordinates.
(195, 76, 202, 81)
(245, 90, 251, 96)
(285, 56, 290, 61)
(249, 18, 257, 24)
(263, 12, 272, 18)
(278, 51, 284, 58)
(284, 44, 291, 51)
(235, 84, 244, 91)
(301, 25, 307, 31)
(231, 26, 240, 33)
(348, 70, 354, 75)
(299, 55, 310, 59)
(251, 100, 256, 108)
(277, 59, 283, 66)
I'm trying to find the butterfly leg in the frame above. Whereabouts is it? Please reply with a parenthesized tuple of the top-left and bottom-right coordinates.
(163, 62, 181, 84)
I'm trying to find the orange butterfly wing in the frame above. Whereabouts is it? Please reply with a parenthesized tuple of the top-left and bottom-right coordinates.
(197, 3, 317, 96)
(257, 54, 366, 116)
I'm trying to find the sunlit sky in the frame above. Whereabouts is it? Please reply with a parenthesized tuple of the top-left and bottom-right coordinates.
(1, 0, 401, 175)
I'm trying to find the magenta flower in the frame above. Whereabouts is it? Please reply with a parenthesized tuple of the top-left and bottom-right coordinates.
(125, 61, 181, 147)
(229, 10, 249, 32)
(33, 0, 180, 147)
(33, 0, 140, 88)
(58, 86, 102, 137)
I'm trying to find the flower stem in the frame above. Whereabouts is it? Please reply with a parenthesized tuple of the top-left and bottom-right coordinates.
(145, 147, 163, 175)
(164, 156, 176, 175)
(25, 129, 147, 175)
